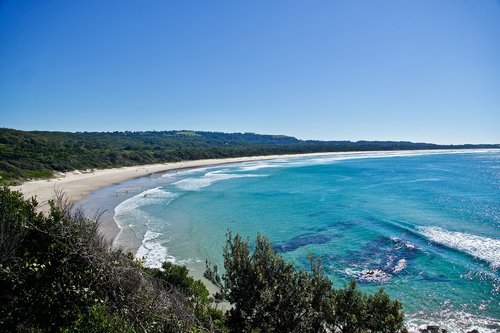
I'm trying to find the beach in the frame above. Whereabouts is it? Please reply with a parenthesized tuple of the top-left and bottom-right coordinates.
(11, 151, 362, 243)
(9, 149, 500, 331)
(12, 149, 489, 246)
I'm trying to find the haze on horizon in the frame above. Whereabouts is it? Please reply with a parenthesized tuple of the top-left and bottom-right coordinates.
(1, 1, 499, 145)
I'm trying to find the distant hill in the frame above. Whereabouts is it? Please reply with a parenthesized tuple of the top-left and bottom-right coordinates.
(1, 128, 498, 184)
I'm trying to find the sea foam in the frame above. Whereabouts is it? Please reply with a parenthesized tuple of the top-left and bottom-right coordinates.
(114, 187, 175, 217)
(392, 259, 407, 273)
(344, 268, 392, 284)
(405, 309, 500, 333)
(172, 171, 265, 191)
(113, 187, 176, 263)
(135, 230, 174, 268)
(160, 167, 211, 178)
(418, 226, 500, 270)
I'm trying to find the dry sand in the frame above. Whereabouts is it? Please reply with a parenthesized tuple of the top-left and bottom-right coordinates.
(11, 149, 468, 244)
(10, 152, 351, 242)
(12, 154, 324, 207)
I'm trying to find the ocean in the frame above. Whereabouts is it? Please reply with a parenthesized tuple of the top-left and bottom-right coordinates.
(79, 150, 500, 332)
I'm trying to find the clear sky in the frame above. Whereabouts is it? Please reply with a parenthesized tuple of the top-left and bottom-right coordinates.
(1, 1, 499, 144)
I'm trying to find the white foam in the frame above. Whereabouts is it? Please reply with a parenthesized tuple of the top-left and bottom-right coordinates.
(160, 167, 210, 178)
(114, 187, 175, 217)
(135, 230, 174, 268)
(172, 171, 266, 191)
(391, 237, 416, 250)
(113, 187, 175, 244)
(392, 259, 407, 273)
(345, 268, 392, 284)
(158, 149, 496, 186)
(235, 151, 470, 172)
(418, 226, 500, 270)
(405, 309, 500, 333)
(236, 161, 289, 171)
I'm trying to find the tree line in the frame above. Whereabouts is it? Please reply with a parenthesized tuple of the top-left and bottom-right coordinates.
(2, 128, 497, 185)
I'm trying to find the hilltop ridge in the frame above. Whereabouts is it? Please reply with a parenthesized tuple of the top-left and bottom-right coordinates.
(1, 128, 498, 185)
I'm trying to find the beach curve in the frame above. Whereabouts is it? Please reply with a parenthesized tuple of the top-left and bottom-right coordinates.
(10, 149, 490, 246)
(10, 152, 359, 243)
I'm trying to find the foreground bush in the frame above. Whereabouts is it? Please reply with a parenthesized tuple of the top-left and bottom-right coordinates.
(1, 187, 406, 332)
(0, 187, 223, 332)
(205, 232, 406, 333)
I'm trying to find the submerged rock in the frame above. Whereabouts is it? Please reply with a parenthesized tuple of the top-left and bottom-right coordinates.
(418, 324, 447, 333)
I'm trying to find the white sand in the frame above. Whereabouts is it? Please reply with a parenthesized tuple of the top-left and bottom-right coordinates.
(13, 152, 377, 207)
(10, 152, 351, 240)
(11, 154, 318, 207)
(11, 149, 477, 242)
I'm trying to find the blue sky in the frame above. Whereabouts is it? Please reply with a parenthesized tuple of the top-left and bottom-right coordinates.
(1, 1, 499, 144)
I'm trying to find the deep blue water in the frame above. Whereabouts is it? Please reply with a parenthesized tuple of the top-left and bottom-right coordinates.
(81, 150, 500, 332)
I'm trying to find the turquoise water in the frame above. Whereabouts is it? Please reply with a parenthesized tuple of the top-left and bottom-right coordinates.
(81, 150, 500, 332)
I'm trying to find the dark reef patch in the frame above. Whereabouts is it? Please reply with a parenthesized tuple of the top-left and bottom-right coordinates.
(417, 273, 452, 283)
(326, 220, 360, 231)
(333, 236, 420, 284)
(274, 232, 340, 253)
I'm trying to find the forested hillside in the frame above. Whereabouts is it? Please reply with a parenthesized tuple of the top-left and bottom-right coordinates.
(1, 128, 497, 185)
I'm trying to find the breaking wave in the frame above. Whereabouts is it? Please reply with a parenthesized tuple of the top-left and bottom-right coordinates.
(135, 230, 174, 268)
(418, 226, 500, 270)
(405, 309, 500, 333)
(114, 187, 175, 219)
(172, 171, 266, 191)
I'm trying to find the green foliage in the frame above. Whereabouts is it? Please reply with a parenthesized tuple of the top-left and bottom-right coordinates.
(331, 280, 368, 333)
(1, 127, 488, 185)
(0, 190, 111, 330)
(0, 187, 224, 332)
(366, 288, 405, 333)
(176, 131, 201, 137)
(20, 169, 54, 179)
(205, 233, 331, 332)
(145, 262, 226, 331)
(0, 186, 408, 332)
(205, 232, 406, 333)
(61, 304, 136, 333)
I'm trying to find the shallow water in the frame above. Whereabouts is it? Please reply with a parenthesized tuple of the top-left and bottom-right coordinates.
(79, 150, 500, 332)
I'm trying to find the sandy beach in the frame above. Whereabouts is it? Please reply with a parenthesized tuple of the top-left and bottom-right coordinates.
(11, 149, 480, 246)
(10, 152, 357, 243)
(12, 153, 331, 205)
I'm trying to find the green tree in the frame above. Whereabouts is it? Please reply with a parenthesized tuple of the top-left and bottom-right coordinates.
(366, 288, 405, 333)
(205, 232, 406, 333)
(0, 188, 225, 332)
(145, 261, 226, 331)
(331, 280, 367, 333)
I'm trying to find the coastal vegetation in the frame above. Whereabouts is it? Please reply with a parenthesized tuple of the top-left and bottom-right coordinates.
(1, 128, 498, 185)
(1, 187, 406, 332)
(205, 233, 405, 332)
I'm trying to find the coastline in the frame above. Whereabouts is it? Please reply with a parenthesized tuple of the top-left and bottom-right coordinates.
(10, 149, 495, 247)
(9, 149, 500, 332)
(10, 151, 353, 243)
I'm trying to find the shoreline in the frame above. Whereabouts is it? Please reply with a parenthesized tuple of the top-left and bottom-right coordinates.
(9, 148, 500, 332)
(10, 148, 497, 246)
(11, 152, 348, 243)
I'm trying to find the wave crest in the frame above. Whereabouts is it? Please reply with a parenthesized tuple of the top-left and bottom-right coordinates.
(114, 187, 175, 216)
(418, 226, 500, 270)
(172, 171, 265, 191)
(135, 230, 174, 268)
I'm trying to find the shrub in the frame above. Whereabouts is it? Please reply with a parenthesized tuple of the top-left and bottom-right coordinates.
(1, 186, 406, 332)
(0, 187, 223, 332)
(205, 232, 406, 333)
